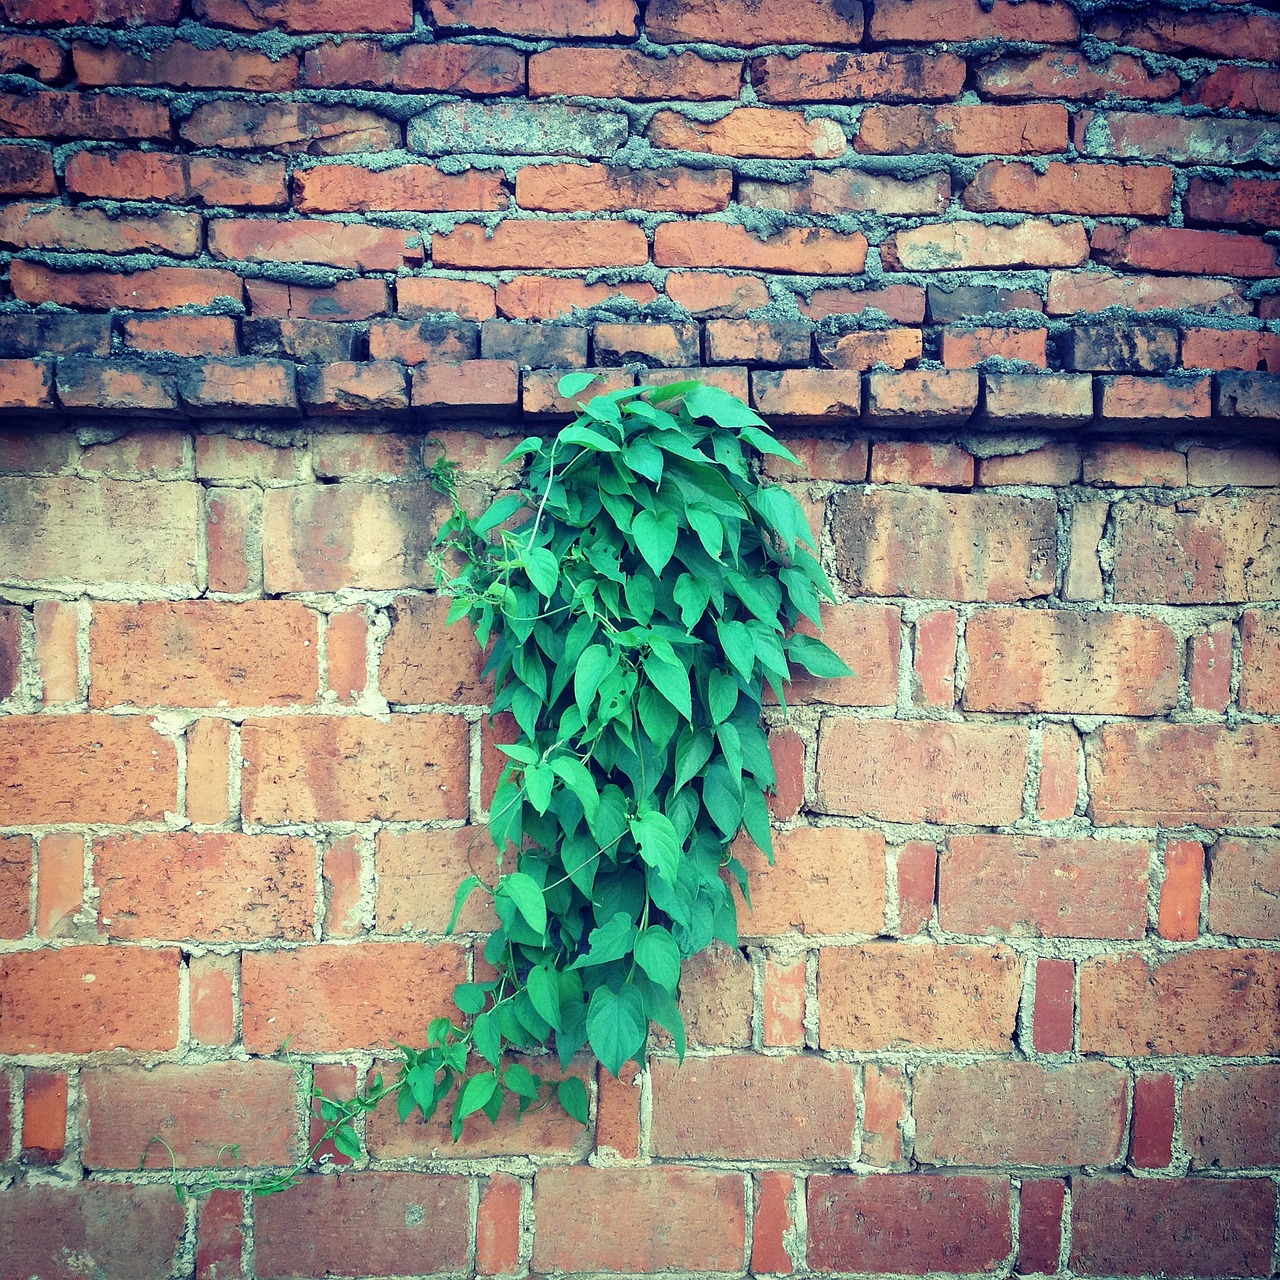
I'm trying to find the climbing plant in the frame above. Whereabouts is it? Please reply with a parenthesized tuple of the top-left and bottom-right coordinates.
(178, 377, 849, 1193)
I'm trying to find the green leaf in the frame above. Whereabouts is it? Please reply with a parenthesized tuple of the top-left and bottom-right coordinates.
(687, 507, 723, 559)
(702, 759, 744, 837)
(787, 633, 852, 679)
(575, 644, 613, 719)
(587, 985, 647, 1078)
(499, 872, 547, 936)
(527, 965, 562, 1032)
(332, 1124, 361, 1159)
(503, 1062, 541, 1101)
(447, 875, 483, 935)
(558, 371, 598, 398)
(740, 424, 800, 463)
(550, 756, 600, 823)
(624, 438, 664, 483)
(453, 983, 488, 1015)
(569, 911, 637, 969)
(742, 784, 774, 861)
(457, 1070, 499, 1120)
(558, 1076, 589, 1125)
(643, 981, 686, 1063)
(630, 810, 681, 887)
(523, 761, 554, 815)
(673, 573, 711, 630)
(561, 424, 619, 453)
(708, 669, 738, 724)
(632, 509, 679, 575)
(684, 382, 766, 428)
(473, 493, 524, 536)
(523, 546, 559, 597)
(673, 726, 713, 794)
(501, 435, 542, 465)
(643, 650, 691, 722)
(472, 1011, 501, 1066)
(718, 619, 755, 681)
(634, 926, 681, 993)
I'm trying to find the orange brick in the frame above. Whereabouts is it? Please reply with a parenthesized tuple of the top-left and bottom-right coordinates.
(1240, 610, 1280, 713)
(303, 38, 523, 92)
(33, 599, 78, 704)
(35, 833, 83, 939)
(121, 315, 238, 356)
(861, 1065, 908, 1166)
(189, 952, 236, 1046)
(942, 325, 1048, 368)
(872, 441, 974, 487)
(21, 1070, 67, 1164)
(596, 1061, 641, 1161)
(664, 271, 771, 317)
(326, 610, 368, 704)
(323, 834, 364, 938)
(964, 160, 1172, 216)
(0, 836, 31, 938)
(11, 260, 242, 310)
(818, 328, 921, 372)
(767, 727, 804, 820)
(648, 106, 846, 158)
(1098, 377, 1211, 424)
(752, 1171, 795, 1275)
(858, 103, 1069, 155)
(1158, 840, 1204, 942)
(773, 603, 900, 706)
(380, 594, 489, 704)
(412, 360, 518, 411)
(895, 842, 936, 936)
(885, 220, 1086, 270)
(655, 222, 865, 273)
(913, 608, 957, 707)
(532, 46, 738, 98)
(73, 39, 297, 89)
(1038, 723, 1080, 821)
(763, 954, 806, 1047)
(434, 220, 649, 269)
(516, 162, 731, 213)
(477, 1174, 523, 1276)
(496, 275, 654, 320)
(647, 0, 862, 44)
(205, 487, 259, 595)
(870, 0, 1078, 41)
(1190, 620, 1232, 712)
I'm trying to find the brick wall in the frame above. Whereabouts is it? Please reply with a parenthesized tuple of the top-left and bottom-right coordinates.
(0, 0, 1279, 1276)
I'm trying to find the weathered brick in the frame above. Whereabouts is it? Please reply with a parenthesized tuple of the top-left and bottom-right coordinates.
(301, 361, 409, 415)
(409, 100, 628, 158)
(1081, 949, 1280, 1056)
(871, 441, 972, 487)
(523, 367, 635, 415)
(1158, 840, 1203, 943)
(655, 222, 865, 273)
(964, 609, 1179, 714)
(833, 489, 1055, 601)
(0, 358, 52, 409)
(648, 106, 846, 159)
(707, 318, 810, 366)
(180, 359, 297, 415)
(1047, 269, 1247, 317)
(885, 219, 1087, 270)
(764, 436, 868, 482)
(940, 835, 1149, 940)
(73, 39, 298, 89)
(914, 1061, 1128, 1167)
(255, 1174, 469, 1277)
(0, 836, 31, 938)
(871, 0, 1077, 41)
(0, 714, 176, 824)
(754, 49, 963, 103)
(380, 594, 490, 705)
(195, 0, 412, 29)
(210, 217, 422, 271)
(186, 718, 231, 826)
(196, 1189, 244, 1280)
(482, 319, 588, 368)
(56, 358, 179, 414)
(663, 271, 768, 318)
(801, 284, 926, 323)
(647, 0, 862, 45)
(745, 169, 948, 219)
(122, 315, 238, 357)
(303, 39, 524, 93)
(1067, 502, 1110, 601)
(242, 942, 465, 1053)
(858, 104, 1068, 155)
(0, 90, 169, 140)
(0, 946, 179, 1052)
(22, 1069, 67, 1163)
(1209, 839, 1280, 940)
(735, 826, 885, 937)
(242, 715, 468, 824)
(98, 832, 314, 942)
(810, 1175, 1012, 1275)
(249, 277, 388, 320)
(1183, 1065, 1280, 1170)
(182, 100, 398, 153)
(1064, 325, 1178, 374)
(413, 359, 519, 411)
(294, 163, 505, 214)
(1182, 329, 1280, 373)
(652, 1056, 856, 1160)
(977, 50, 1179, 101)
(530, 46, 738, 99)
(0, 33, 63, 79)
(942, 326, 1047, 368)
(822, 944, 1020, 1051)
(435, 219, 648, 268)
(0, 201, 199, 257)
(927, 283, 1043, 323)
(965, 160, 1171, 217)
(818, 329, 922, 372)
(368, 317, 476, 364)
(594, 321, 699, 368)
(1093, 225, 1278, 279)
(66, 149, 287, 208)
(1102, 375, 1215, 427)
(516, 162, 731, 213)
(83, 1061, 298, 1168)
(775, 602, 900, 706)
(1091, 6, 1280, 59)
(762, 952, 805, 1046)
(677, 942, 753, 1048)
(262, 481, 446, 592)
(983, 376, 1092, 430)
(1187, 176, 1280, 230)
(533, 1168, 746, 1273)
(1240, 608, 1280, 713)
(0, 1185, 184, 1280)
(496, 275, 652, 320)
(751, 369, 861, 421)
(1075, 109, 1280, 167)
(477, 1174, 523, 1276)
(865, 369, 978, 426)
(205, 486, 258, 594)
(0, 142, 55, 196)
(1189, 620, 1232, 713)
(1112, 495, 1280, 603)
(430, 0, 635, 36)
(12, 261, 242, 311)
(1186, 66, 1280, 115)
(375, 828, 496, 937)
(1070, 1177, 1275, 1278)
(35, 832, 83, 939)
(1218, 371, 1280, 421)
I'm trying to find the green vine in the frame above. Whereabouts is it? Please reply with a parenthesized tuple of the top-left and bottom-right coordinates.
(156, 378, 848, 1196)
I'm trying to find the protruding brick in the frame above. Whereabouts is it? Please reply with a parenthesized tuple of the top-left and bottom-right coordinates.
(751, 369, 861, 422)
(304, 39, 523, 93)
(1033, 958, 1074, 1054)
(189, 953, 236, 1046)
(752, 1172, 795, 1275)
(22, 1070, 67, 1163)
(412, 360, 519, 412)
(181, 100, 398, 153)
(866, 370, 979, 426)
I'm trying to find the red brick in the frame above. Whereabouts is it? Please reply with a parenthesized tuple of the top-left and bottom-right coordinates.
(98, 832, 314, 942)
(533, 1168, 746, 1273)
(318, 834, 361, 938)
(653, 1055, 855, 1160)
(655, 222, 865, 273)
(0, 142, 55, 195)
(773, 603, 900, 707)
(55, 358, 180, 413)
(89, 600, 317, 709)
(762, 954, 806, 1047)
(766, 728, 804, 822)
(204, 487, 257, 596)
(294, 163, 505, 214)
(1186, 176, 1280, 230)
(1186, 66, 1280, 115)
(242, 715, 468, 824)
(1158, 840, 1204, 943)
(751, 369, 861, 421)
(1092, 6, 1280, 59)
(1070, 1177, 1275, 1278)
(530, 46, 738, 99)
(83, 1061, 298, 1169)
(1047, 268, 1248, 317)
(1038, 724, 1080, 822)
(820, 945, 1020, 1051)
(243, 942, 464, 1054)
(943, 326, 1048, 368)
(255, 1175, 469, 1277)
(1189, 621, 1232, 714)
(594, 321, 699, 368)
(1112, 495, 1280, 604)
(34, 599, 78, 705)
(121, 315, 238, 357)
(735, 827, 885, 938)
(1103, 376, 1212, 427)
(1130, 1073, 1175, 1170)
(523, 366, 634, 415)
(647, 0, 862, 44)
(22, 1070, 67, 1163)
(1081, 949, 1280, 1056)
(965, 609, 1178, 715)
(181, 100, 397, 153)
(0, 201, 199, 257)
(1093, 225, 1278, 279)
(747, 169, 949, 218)
(0, 90, 168, 140)
(477, 1174, 523, 1276)
(752, 1172, 795, 1274)
(0, 34, 62, 79)
(413, 359, 518, 411)
(0, 714, 176, 825)
(834, 489, 1055, 601)
(430, 0, 634, 36)
(977, 50, 1178, 101)
(864, 369, 979, 426)
(190, 953, 236, 1046)
(209, 217, 421, 271)
(35, 832, 83, 939)
(196, 1189, 244, 1280)
(661, 271, 764, 317)
(872, 0, 1076, 40)
(303, 39, 523, 92)
(379, 594, 488, 705)
(872, 442, 973, 487)
(517, 162, 730, 214)
(395, 277, 492, 322)
(965, 160, 1172, 217)
(895, 842, 936, 936)
(941, 834, 1149, 940)
(1209, 838, 1279, 940)
(0, 946, 179, 1053)
(799, 283, 925, 323)
(885, 219, 1087, 271)
(648, 105, 846, 159)
(11, 260, 242, 311)
(858, 1064, 906, 1166)
(763, 436, 868, 481)
(818, 328, 921, 372)
(434, 220, 648, 269)
(858, 104, 1068, 155)
(73, 39, 298, 89)
(494, 275, 650, 320)
(914, 1061, 1128, 1167)
(0, 1185, 184, 1280)
(0, 603, 21, 703)
(1033, 958, 1075, 1055)
(1183, 1065, 1280, 1170)
(195, 0, 412, 29)
(0, 357, 53, 409)
(300, 361, 408, 415)
(185, 721, 232, 829)
(1182, 329, 1280, 373)
(249, 277, 388, 320)
(66, 150, 287, 208)
(1075, 109, 1278, 168)
(755, 49, 962, 104)
(677, 942, 753, 1048)
(1240, 610, 1280, 712)
(809, 1175, 1013, 1275)
(911, 609, 956, 707)
(1019, 1181, 1065, 1275)
(0, 836, 31, 938)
